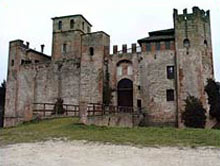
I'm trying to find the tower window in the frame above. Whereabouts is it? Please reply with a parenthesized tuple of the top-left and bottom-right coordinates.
(204, 40, 208, 47)
(70, 19, 75, 29)
(165, 41, 171, 49)
(11, 60, 14, 66)
(166, 89, 174, 101)
(89, 47, 94, 56)
(58, 21, 62, 30)
(146, 43, 151, 51)
(183, 38, 190, 48)
(156, 42, 160, 51)
(137, 99, 142, 109)
(82, 22, 85, 30)
(167, 66, 175, 79)
(62, 44, 67, 53)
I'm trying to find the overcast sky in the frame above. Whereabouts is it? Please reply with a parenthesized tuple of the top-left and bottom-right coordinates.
(0, 0, 219, 83)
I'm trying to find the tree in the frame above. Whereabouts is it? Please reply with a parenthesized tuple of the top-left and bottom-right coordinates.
(182, 95, 206, 128)
(205, 79, 220, 121)
(0, 80, 6, 106)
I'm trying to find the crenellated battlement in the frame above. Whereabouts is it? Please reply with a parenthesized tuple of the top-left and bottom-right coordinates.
(112, 43, 142, 54)
(174, 6, 210, 22)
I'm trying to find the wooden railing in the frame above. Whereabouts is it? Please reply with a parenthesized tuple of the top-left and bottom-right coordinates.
(87, 103, 136, 117)
(33, 103, 140, 118)
(32, 103, 79, 117)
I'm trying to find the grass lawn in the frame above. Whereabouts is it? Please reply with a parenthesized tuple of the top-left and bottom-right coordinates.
(0, 118, 220, 147)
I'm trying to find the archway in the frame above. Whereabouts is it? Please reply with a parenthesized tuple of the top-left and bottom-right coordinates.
(117, 79, 133, 107)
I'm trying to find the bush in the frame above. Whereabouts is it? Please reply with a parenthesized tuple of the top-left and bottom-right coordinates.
(182, 95, 206, 128)
(205, 79, 220, 121)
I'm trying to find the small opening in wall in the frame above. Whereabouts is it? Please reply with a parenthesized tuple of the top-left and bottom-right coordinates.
(204, 40, 208, 47)
(167, 66, 175, 79)
(183, 38, 190, 48)
(89, 47, 94, 56)
(166, 89, 174, 101)
(137, 99, 142, 109)
(62, 44, 67, 53)
(11, 60, 14, 66)
(138, 85, 141, 90)
(70, 19, 74, 29)
(35, 60, 39, 64)
(154, 54, 157, 59)
(82, 22, 85, 30)
(58, 21, 62, 30)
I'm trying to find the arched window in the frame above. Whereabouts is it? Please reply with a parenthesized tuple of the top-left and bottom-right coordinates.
(183, 38, 190, 48)
(58, 21, 62, 30)
(70, 19, 74, 29)
(89, 47, 94, 56)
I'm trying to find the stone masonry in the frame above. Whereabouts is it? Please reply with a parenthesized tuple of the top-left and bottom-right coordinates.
(4, 7, 214, 127)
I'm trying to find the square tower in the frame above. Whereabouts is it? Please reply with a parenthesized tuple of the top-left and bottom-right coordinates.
(51, 15, 92, 60)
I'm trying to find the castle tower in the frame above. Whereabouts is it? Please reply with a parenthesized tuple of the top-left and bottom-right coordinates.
(174, 7, 214, 127)
(51, 15, 92, 60)
(79, 32, 110, 104)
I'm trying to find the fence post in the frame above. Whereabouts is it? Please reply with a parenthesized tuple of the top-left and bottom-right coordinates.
(43, 104, 46, 117)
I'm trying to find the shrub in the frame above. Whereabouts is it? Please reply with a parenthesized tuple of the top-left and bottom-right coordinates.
(182, 95, 206, 128)
(205, 79, 220, 121)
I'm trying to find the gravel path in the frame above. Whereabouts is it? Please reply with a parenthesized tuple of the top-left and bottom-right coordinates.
(1, 141, 220, 166)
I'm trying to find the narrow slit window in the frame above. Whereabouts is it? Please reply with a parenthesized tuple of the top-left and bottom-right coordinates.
(70, 19, 74, 29)
(62, 44, 67, 53)
(167, 66, 175, 79)
(82, 22, 85, 30)
(89, 47, 94, 56)
(167, 89, 174, 101)
(58, 21, 62, 30)
(11, 60, 14, 66)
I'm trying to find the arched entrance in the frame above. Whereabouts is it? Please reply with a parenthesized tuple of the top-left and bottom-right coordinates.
(117, 79, 133, 107)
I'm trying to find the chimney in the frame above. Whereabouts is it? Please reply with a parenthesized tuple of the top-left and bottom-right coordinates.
(26, 42, 30, 49)
(41, 44, 45, 53)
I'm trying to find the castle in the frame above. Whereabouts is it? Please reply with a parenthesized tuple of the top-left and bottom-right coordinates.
(4, 7, 214, 127)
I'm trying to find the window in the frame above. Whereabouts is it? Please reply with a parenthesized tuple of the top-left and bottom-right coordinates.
(62, 44, 67, 53)
(58, 21, 62, 30)
(167, 66, 175, 79)
(35, 60, 39, 64)
(21, 59, 25, 65)
(167, 89, 174, 101)
(204, 40, 208, 47)
(127, 66, 133, 75)
(156, 42, 160, 51)
(183, 38, 190, 48)
(70, 19, 74, 29)
(137, 100, 142, 109)
(146, 43, 151, 51)
(117, 66, 122, 76)
(82, 22, 85, 30)
(165, 41, 170, 50)
(89, 47, 94, 56)
(11, 60, 14, 66)
(138, 85, 141, 90)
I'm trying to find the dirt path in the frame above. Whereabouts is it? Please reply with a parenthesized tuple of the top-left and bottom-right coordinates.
(1, 141, 220, 166)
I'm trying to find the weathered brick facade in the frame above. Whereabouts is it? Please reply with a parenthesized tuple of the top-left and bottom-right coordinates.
(4, 7, 214, 127)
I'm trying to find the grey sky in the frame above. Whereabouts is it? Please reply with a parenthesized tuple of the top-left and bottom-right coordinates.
(0, 0, 219, 83)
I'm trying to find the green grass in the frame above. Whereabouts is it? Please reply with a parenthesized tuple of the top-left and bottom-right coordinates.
(1, 118, 220, 147)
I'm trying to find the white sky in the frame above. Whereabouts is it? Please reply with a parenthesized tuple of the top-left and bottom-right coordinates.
(0, 0, 219, 83)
